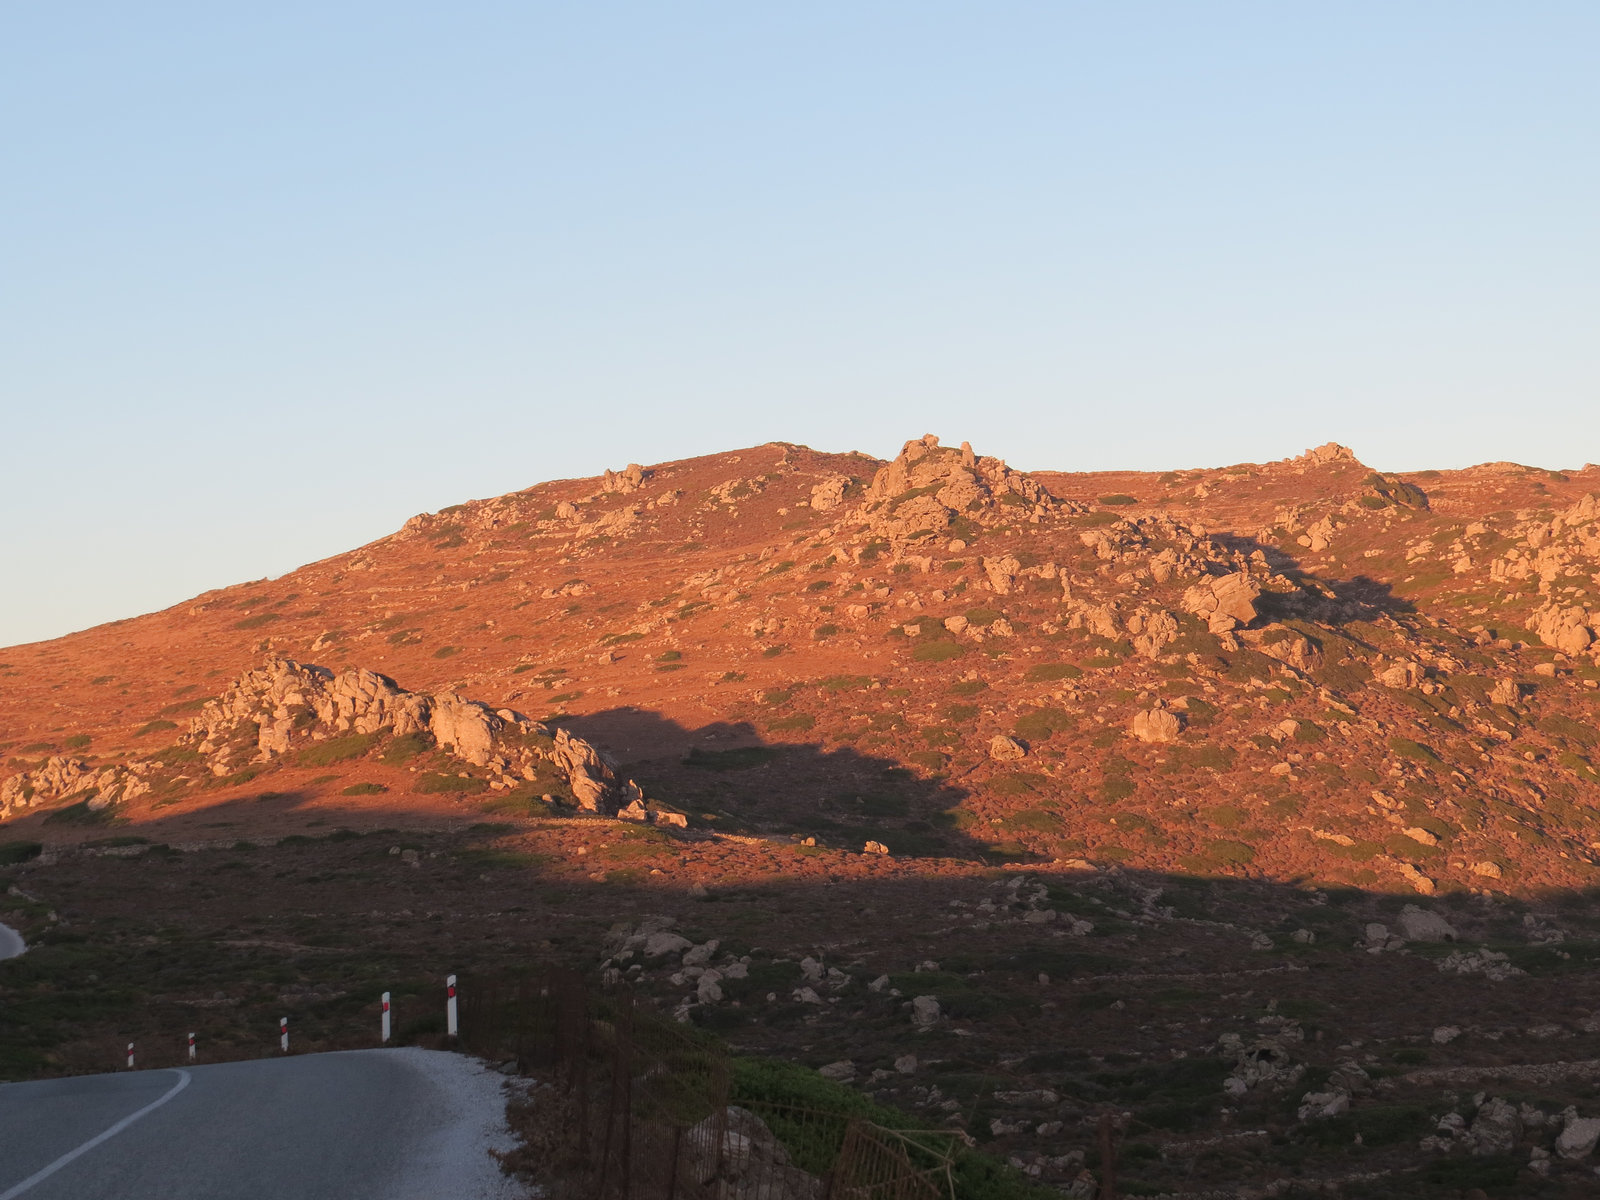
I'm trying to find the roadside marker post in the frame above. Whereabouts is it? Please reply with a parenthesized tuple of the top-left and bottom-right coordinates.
(381, 992, 391, 1044)
(188, 1032, 196, 1063)
(126, 1042, 134, 1070)
(280, 1017, 289, 1054)
(446, 975, 458, 1039)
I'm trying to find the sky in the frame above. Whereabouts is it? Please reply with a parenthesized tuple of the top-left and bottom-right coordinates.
(2, 3, 1597, 648)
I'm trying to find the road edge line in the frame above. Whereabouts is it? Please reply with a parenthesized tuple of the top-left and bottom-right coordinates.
(0, 1069, 191, 1199)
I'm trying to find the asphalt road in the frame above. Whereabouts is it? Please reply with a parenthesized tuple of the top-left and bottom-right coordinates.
(0, 1049, 518, 1200)
(0, 923, 23, 961)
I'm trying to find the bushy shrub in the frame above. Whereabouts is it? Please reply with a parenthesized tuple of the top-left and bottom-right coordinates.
(684, 747, 778, 771)
(382, 733, 432, 763)
(299, 732, 378, 767)
(1024, 662, 1082, 682)
(1388, 737, 1440, 765)
(1014, 707, 1072, 741)
(912, 640, 964, 663)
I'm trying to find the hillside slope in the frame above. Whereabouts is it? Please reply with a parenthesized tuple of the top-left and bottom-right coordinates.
(3, 435, 1600, 893)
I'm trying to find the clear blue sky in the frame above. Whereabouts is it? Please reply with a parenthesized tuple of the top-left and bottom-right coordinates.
(3, 3, 1597, 648)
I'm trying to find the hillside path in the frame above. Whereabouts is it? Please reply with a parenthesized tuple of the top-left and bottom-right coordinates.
(0, 1048, 522, 1200)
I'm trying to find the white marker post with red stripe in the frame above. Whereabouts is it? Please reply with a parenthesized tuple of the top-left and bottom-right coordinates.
(188, 1032, 196, 1062)
(280, 1017, 289, 1054)
(446, 975, 458, 1039)
(381, 992, 391, 1044)
(126, 1042, 134, 1070)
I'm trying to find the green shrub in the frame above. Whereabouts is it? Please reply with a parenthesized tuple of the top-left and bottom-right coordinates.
(1385, 833, 1442, 860)
(382, 733, 432, 763)
(949, 679, 987, 696)
(1293, 721, 1326, 743)
(1024, 662, 1082, 682)
(232, 612, 281, 630)
(964, 608, 1004, 627)
(1102, 776, 1135, 801)
(812, 624, 840, 639)
(1014, 707, 1073, 741)
(818, 675, 872, 691)
(912, 640, 964, 663)
(134, 719, 178, 737)
(1388, 737, 1440, 765)
(298, 732, 379, 767)
(341, 782, 387, 796)
(62, 734, 91, 750)
(43, 798, 117, 826)
(0, 840, 43, 865)
(657, 650, 683, 662)
(1098, 494, 1138, 506)
(684, 747, 778, 771)
(432, 645, 460, 658)
(768, 714, 816, 733)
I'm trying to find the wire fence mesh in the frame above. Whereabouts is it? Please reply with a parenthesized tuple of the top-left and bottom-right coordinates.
(458, 970, 957, 1200)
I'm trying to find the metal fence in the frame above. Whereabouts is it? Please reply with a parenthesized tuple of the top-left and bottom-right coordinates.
(459, 971, 956, 1200)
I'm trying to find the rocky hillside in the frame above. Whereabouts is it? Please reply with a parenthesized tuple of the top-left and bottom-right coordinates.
(4, 434, 1598, 895)
(10, 433, 1600, 1198)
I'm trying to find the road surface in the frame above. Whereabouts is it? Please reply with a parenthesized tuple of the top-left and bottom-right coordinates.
(0, 923, 23, 961)
(0, 1048, 521, 1199)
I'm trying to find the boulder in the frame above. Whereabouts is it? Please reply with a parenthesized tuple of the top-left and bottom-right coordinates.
(1298, 1090, 1350, 1121)
(1375, 659, 1424, 689)
(696, 970, 724, 1004)
(809, 476, 850, 512)
(1181, 571, 1261, 632)
(1396, 906, 1458, 943)
(988, 735, 1027, 761)
(1129, 708, 1182, 743)
(911, 995, 941, 1030)
(1469, 1097, 1521, 1155)
(683, 1106, 823, 1200)
(1557, 1116, 1600, 1160)
(643, 932, 693, 958)
(427, 694, 500, 766)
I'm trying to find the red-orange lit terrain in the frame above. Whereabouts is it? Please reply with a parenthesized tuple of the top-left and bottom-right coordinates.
(5, 435, 1600, 1197)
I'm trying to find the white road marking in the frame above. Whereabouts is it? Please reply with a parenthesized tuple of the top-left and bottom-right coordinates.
(0, 1070, 191, 1199)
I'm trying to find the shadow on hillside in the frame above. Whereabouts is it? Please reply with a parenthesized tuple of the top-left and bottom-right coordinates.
(1, 706, 1013, 863)
(7, 809, 1600, 1110)
(1209, 534, 1417, 627)
(559, 706, 996, 862)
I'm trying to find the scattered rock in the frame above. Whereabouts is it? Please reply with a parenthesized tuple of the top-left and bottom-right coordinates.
(1396, 905, 1457, 943)
(1129, 707, 1182, 743)
(988, 735, 1028, 761)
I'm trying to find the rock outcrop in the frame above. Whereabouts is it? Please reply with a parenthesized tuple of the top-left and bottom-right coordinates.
(3, 659, 644, 820)
(1181, 571, 1262, 633)
(851, 434, 1074, 543)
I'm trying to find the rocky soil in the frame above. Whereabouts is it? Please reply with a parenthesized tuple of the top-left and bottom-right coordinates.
(4, 433, 1600, 1196)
